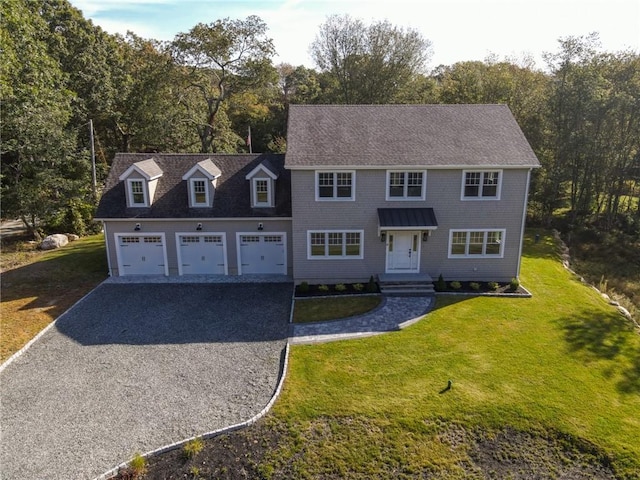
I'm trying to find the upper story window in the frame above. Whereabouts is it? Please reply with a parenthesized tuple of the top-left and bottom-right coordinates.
(386, 171, 426, 200)
(462, 170, 502, 200)
(316, 171, 355, 201)
(128, 179, 148, 206)
(190, 178, 209, 206)
(252, 178, 272, 207)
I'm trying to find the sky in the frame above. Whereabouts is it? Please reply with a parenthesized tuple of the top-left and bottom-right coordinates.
(69, 0, 639, 70)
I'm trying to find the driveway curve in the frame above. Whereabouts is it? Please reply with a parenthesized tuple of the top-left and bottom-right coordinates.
(0, 282, 291, 480)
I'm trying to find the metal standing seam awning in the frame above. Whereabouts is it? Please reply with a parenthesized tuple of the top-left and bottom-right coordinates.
(377, 208, 438, 235)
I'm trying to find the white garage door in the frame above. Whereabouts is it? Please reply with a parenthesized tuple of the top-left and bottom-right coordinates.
(116, 234, 167, 275)
(238, 233, 286, 274)
(177, 234, 227, 275)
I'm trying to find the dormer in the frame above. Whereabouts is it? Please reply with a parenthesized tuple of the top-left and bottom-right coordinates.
(118, 158, 163, 208)
(245, 160, 279, 208)
(182, 159, 222, 208)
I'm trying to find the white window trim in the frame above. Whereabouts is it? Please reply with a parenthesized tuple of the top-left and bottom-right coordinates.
(315, 170, 356, 201)
(127, 178, 148, 207)
(448, 229, 506, 258)
(189, 178, 210, 207)
(385, 170, 427, 201)
(460, 170, 502, 201)
(252, 178, 272, 207)
(307, 230, 364, 259)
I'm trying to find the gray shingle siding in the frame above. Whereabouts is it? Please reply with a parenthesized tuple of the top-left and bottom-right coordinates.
(291, 168, 531, 283)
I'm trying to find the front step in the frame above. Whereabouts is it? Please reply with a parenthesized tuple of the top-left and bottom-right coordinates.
(377, 273, 435, 297)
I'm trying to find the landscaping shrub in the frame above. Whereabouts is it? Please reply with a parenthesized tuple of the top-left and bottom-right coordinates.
(366, 275, 377, 293)
(436, 274, 446, 292)
(335, 283, 347, 292)
(318, 284, 329, 292)
(183, 437, 204, 459)
(470, 282, 481, 291)
(450, 281, 462, 290)
(352, 283, 364, 291)
(298, 281, 309, 293)
(488, 281, 499, 291)
(509, 277, 520, 291)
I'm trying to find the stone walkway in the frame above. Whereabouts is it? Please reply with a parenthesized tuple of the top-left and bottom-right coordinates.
(290, 295, 434, 344)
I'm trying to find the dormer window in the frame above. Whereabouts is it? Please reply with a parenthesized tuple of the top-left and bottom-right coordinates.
(253, 179, 271, 207)
(190, 178, 209, 206)
(119, 158, 163, 208)
(129, 179, 147, 206)
(182, 159, 221, 208)
(245, 160, 278, 209)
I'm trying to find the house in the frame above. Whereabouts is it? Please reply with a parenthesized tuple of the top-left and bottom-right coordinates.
(95, 104, 540, 286)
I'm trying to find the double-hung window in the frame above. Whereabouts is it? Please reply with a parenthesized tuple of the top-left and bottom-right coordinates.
(316, 171, 355, 200)
(308, 230, 363, 259)
(190, 178, 209, 206)
(448, 229, 505, 258)
(462, 170, 501, 200)
(387, 171, 426, 200)
(128, 179, 147, 206)
(252, 178, 272, 207)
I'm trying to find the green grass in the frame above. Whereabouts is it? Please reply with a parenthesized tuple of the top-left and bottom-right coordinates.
(271, 229, 640, 478)
(293, 296, 382, 323)
(0, 234, 107, 361)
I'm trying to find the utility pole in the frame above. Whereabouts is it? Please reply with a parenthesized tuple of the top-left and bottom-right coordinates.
(89, 119, 97, 199)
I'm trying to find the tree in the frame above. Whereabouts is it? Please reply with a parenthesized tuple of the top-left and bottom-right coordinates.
(311, 14, 432, 104)
(171, 16, 276, 153)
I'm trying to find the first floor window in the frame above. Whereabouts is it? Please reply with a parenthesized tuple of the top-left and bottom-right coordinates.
(449, 230, 505, 257)
(308, 230, 363, 259)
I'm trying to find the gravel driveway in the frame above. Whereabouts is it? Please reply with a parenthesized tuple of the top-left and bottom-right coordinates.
(0, 282, 292, 480)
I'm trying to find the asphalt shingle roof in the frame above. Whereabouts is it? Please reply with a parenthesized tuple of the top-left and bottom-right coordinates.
(285, 104, 541, 168)
(95, 153, 290, 219)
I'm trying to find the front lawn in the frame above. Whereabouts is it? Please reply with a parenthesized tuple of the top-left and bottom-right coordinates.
(0, 234, 107, 362)
(269, 229, 640, 478)
(293, 295, 382, 323)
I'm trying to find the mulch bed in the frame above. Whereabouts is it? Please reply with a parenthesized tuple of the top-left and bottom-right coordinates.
(295, 282, 380, 297)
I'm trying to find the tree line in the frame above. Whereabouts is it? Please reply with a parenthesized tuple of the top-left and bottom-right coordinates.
(2, 0, 638, 238)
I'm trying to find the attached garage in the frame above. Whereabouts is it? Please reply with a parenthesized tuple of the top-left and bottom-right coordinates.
(237, 233, 287, 275)
(115, 233, 168, 276)
(176, 233, 227, 275)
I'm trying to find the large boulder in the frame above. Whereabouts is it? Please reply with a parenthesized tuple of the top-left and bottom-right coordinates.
(40, 234, 69, 250)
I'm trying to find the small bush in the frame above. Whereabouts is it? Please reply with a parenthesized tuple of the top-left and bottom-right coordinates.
(183, 437, 204, 459)
(366, 275, 378, 293)
(509, 277, 520, 291)
(352, 283, 364, 291)
(318, 284, 329, 292)
(298, 281, 309, 293)
(335, 283, 347, 292)
(450, 281, 462, 290)
(436, 274, 446, 292)
(470, 282, 481, 291)
(129, 453, 147, 478)
(487, 281, 499, 291)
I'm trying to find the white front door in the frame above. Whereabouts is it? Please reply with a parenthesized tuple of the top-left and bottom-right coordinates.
(386, 231, 420, 272)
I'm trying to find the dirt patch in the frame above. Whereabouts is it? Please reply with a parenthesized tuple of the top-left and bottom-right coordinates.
(110, 417, 619, 479)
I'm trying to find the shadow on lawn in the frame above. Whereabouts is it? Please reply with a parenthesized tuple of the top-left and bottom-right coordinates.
(557, 308, 640, 394)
